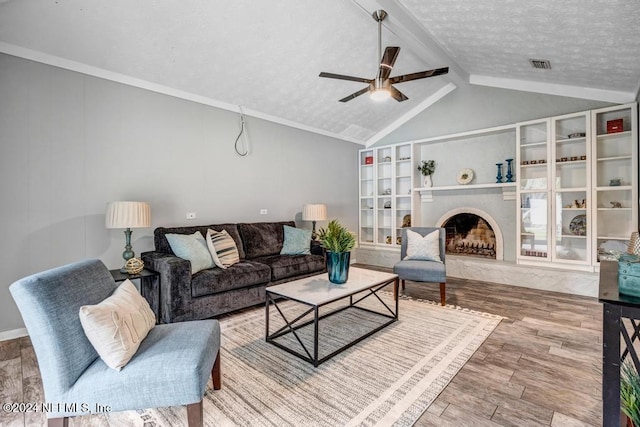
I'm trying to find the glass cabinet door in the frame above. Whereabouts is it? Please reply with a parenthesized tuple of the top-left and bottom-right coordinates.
(520, 192, 549, 259)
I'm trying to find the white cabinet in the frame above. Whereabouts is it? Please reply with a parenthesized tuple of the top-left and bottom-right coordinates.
(358, 143, 413, 249)
(517, 104, 638, 270)
(591, 103, 638, 264)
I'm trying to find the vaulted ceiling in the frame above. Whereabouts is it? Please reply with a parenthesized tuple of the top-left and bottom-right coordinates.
(1, 0, 638, 146)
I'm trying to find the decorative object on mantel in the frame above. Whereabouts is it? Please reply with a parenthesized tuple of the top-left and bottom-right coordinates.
(610, 178, 622, 186)
(302, 204, 328, 240)
(105, 201, 151, 273)
(125, 257, 144, 275)
(317, 219, 356, 284)
(611, 201, 623, 208)
(456, 168, 474, 185)
(505, 159, 514, 183)
(402, 214, 411, 228)
(417, 160, 436, 187)
(495, 163, 503, 183)
(607, 118, 623, 134)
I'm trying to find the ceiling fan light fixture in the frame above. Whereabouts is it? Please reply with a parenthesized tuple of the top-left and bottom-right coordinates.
(370, 88, 391, 101)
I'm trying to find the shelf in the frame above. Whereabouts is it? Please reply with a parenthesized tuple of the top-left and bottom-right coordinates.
(520, 163, 548, 168)
(520, 141, 547, 147)
(556, 187, 587, 192)
(555, 160, 586, 165)
(597, 131, 632, 139)
(556, 137, 586, 144)
(596, 155, 632, 162)
(558, 235, 587, 239)
(596, 186, 633, 191)
(396, 175, 412, 179)
(598, 208, 632, 211)
(598, 236, 630, 240)
(561, 208, 587, 211)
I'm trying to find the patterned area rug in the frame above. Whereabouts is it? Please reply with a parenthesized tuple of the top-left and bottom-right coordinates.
(106, 294, 501, 426)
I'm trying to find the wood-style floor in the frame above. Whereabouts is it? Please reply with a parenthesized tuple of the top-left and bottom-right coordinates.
(0, 268, 603, 426)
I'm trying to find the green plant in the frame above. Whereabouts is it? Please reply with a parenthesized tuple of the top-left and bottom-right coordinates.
(417, 160, 436, 176)
(317, 219, 356, 253)
(622, 361, 640, 427)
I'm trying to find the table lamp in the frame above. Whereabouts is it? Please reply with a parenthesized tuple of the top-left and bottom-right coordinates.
(105, 201, 151, 273)
(302, 204, 327, 240)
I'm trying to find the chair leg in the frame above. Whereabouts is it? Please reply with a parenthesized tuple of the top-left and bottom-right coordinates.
(48, 418, 69, 427)
(187, 401, 203, 427)
(439, 282, 446, 306)
(212, 349, 222, 390)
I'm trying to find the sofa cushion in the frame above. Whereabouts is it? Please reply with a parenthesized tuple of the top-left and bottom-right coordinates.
(165, 232, 215, 274)
(206, 229, 240, 268)
(238, 221, 295, 259)
(191, 261, 271, 297)
(154, 224, 246, 259)
(280, 225, 311, 255)
(254, 254, 325, 281)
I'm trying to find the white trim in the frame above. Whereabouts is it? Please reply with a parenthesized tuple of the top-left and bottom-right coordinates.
(0, 42, 365, 146)
(0, 328, 28, 342)
(435, 207, 504, 260)
(413, 123, 515, 145)
(470, 74, 636, 104)
(365, 82, 457, 147)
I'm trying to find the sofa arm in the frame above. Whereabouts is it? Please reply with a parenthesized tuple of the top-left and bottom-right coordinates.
(310, 240, 325, 256)
(141, 251, 192, 323)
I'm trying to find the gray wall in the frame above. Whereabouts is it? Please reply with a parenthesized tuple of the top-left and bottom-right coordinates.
(377, 84, 613, 145)
(0, 53, 360, 333)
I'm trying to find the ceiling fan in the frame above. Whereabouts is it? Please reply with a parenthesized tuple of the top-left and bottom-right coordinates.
(319, 10, 449, 103)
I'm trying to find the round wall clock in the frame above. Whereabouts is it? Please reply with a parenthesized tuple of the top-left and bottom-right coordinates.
(456, 168, 474, 185)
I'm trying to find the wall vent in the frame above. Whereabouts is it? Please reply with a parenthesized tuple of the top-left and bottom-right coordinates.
(529, 59, 552, 70)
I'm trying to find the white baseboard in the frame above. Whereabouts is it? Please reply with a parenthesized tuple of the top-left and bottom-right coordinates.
(0, 328, 28, 342)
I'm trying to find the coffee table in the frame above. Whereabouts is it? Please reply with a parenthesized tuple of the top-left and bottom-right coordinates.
(265, 267, 399, 367)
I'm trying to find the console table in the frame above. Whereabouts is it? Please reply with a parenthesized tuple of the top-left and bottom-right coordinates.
(599, 260, 640, 427)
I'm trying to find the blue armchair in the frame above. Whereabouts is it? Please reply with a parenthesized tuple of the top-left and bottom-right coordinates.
(10, 259, 221, 427)
(393, 227, 447, 306)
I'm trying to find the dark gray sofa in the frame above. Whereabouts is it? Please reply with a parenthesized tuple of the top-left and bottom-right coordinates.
(141, 221, 325, 323)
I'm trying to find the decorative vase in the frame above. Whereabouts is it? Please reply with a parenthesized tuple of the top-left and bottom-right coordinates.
(326, 251, 350, 284)
(505, 159, 513, 183)
(424, 175, 433, 187)
(495, 163, 503, 183)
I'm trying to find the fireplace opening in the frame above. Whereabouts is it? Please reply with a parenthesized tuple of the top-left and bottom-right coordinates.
(442, 214, 496, 259)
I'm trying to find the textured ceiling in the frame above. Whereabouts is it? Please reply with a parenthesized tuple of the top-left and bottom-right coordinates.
(0, 0, 638, 145)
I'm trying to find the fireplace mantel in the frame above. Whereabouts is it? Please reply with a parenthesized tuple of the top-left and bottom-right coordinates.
(416, 183, 516, 202)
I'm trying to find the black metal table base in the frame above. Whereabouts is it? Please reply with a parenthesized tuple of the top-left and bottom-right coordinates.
(265, 278, 398, 367)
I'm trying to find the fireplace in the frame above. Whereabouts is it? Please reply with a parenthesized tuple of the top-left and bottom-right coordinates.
(437, 208, 504, 260)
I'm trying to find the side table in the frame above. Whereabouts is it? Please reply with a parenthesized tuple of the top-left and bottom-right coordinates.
(110, 268, 161, 323)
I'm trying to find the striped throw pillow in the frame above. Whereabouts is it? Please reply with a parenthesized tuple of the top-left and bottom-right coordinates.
(206, 229, 240, 268)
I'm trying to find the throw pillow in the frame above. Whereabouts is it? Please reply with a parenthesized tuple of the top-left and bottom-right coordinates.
(404, 229, 443, 262)
(79, 279, 156, 371)
(280, 225, 311, 255)
(206, 229, 240, 268)
(166, 231, 215, 274)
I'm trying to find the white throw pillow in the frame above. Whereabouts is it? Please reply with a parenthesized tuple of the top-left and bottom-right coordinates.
(79, 279, 156, 370)
(404, 229, 443, 263)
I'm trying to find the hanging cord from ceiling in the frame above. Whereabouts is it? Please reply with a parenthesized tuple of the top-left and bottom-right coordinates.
(234, 106, 249, 156)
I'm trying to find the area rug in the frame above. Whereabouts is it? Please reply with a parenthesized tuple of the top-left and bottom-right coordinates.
(106, 294, 501, 426)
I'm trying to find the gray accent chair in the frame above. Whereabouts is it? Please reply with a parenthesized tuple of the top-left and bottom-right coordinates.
(10, 259, 221, 427)
(393, 227, 447, 306)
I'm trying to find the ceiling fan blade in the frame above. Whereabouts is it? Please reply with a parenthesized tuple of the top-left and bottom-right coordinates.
(319, 72, 373, 84)
(390, 67, 449, 84)
(389, 85, 409, 102)
(339, 86, 371, 103)
(377, 46, 400, 80)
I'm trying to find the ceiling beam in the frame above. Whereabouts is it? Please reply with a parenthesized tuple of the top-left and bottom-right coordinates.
(470, 74, 636, 104)
(365, 82, 457, 147)
(352, 0, 469, 89)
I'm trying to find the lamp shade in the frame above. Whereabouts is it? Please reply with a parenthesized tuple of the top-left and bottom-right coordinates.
(302, 204, 327, 221)
(105, 201, 151, 229)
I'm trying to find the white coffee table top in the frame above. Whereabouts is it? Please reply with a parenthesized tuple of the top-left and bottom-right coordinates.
(266, 267, 398, 306)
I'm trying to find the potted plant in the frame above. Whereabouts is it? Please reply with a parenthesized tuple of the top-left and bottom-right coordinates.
(317, 219, 356, 284)
(418, 160, 436, 187)
(622, 361, 640, 427)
